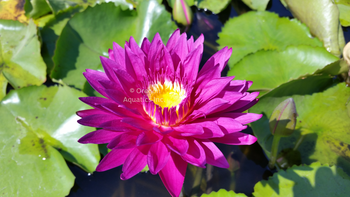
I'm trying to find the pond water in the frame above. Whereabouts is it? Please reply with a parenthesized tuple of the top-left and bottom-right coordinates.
(67, 0, 350, 196)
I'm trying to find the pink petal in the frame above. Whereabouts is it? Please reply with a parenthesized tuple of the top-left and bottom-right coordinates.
(121, 117, 154, 131)
(141, 37, 151, 55)
(173, 123, 204, 136)
(100, 56, 120, 83)
(195, 76, 235, 106)
(107, 132, 138, 149)
(171, 33, 188, 71)
(108, 48, 115, 60)
(83, 69, 109, 98)
(190, 120, 224, 138)
(136, 131, 163, 146)
(200, 141, 229, 168)
(224, 92, 259, 112)
(163, 135, 189, 155)
(79, 96, 114, 110)
(76, 109, 109, 118)
(181, 139, 206, 168)
(112, 42, 126, 70)
(166, 29, 181, 51)
(78, 113, 120, 127)
(182, 44, 203, 82)
(222, 113, 262, 124)
(189, 98, 229, 120)
(211, 132, 257, 145)
(78, 129, 122, 144)
(148, 141, 170, 174)
(96, 148, 134, 171)
(204, 116, 247, 134)
(192, 34, 204, 51)
(159, 152, 187, 197)
(125, 45, 147, 81)
(121, 145, 150, 180)
(196, 47, 232, 87)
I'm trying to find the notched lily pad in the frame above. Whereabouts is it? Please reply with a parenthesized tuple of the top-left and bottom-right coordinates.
(218, 11, 323, 67)
(0, 85, 100, 196)
(0, 19, 46, 95)
(228, 45, 338, 91)
(253, 162, 350, 197)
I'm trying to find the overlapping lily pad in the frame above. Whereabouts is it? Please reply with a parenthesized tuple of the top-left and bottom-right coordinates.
(217, 11, 323, 67)
(253, 162, 350, 196)
(0, 85, 100, 196)
(51, 1, 177, 90)
(250, 81, 350, 174)
(0, 19, 46, 97)
(228, 45, 338, 91)
(201, 189, 247, 197)
(24, 0, 51, 19)
(241, 0, 270, 11)
(335, 0, 350, 27)
(282, 0, 345, 57)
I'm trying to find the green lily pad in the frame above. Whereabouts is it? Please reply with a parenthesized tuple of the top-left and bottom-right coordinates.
(24, 0, 52, 19)
(201, 189, 247, 197)
(283, 0, 345, 57)
(0, 19, 46, 90)
(250, 82, 350, 174)
(40, 6, 83, 74)
(51, 1, 176, 90)
(335, 0, 350, 27)
(241, 0, 270, 11)
(167, 0, 229, 14)
(0, 85, 100, 196)
(217, 11, 323, 67)
(253, 162, 350, 197)
(0, 85, 100, 172)
(0, 72, 7, 100)
(228, 45, 338, 91)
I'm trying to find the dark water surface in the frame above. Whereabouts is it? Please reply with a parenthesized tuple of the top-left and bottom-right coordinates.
(67, 0, 349, 196)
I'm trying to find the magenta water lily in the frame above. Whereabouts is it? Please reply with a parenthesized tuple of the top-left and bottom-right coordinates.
(77, 30, 261, 197)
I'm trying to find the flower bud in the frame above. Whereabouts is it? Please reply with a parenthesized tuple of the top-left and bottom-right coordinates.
(172, 0, 193, 26)
(269, 98, 297, 137)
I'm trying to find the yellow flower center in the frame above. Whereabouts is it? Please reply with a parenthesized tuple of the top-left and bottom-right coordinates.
(147, 80, 186, 109)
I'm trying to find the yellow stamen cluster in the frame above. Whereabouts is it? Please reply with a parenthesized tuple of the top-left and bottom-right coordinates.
(148, 80, 186, 109)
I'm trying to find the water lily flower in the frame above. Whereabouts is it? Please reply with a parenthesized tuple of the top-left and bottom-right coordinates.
(77, 30, 261, 197)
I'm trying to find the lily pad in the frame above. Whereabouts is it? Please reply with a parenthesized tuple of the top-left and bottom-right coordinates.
(51, 1, 176, 90)
(241, 0, 270, 11)
(40, 6, 83, 74)
(0, 85, 100, 172)
(0, 72, 7, 100)
(283, 0, 345, 57)
(0, 19, 46, 91)
(24, 0, 52, 19)
(335, 0, 350, 27)
(250, 82, 350, 174)
(228, 45, 338, 91)
(217, 11, 323, 67)
(201, 189, 247, 197)
(253, 162, 350, 197)
(167, 0, 229, 14)
(0, 85, 100, 196)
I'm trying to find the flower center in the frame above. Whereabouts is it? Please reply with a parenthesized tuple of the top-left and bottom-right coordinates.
(147, 80, 186, 109)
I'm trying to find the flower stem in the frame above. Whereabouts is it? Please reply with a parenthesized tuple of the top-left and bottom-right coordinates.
(269, 135, 281, 169)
